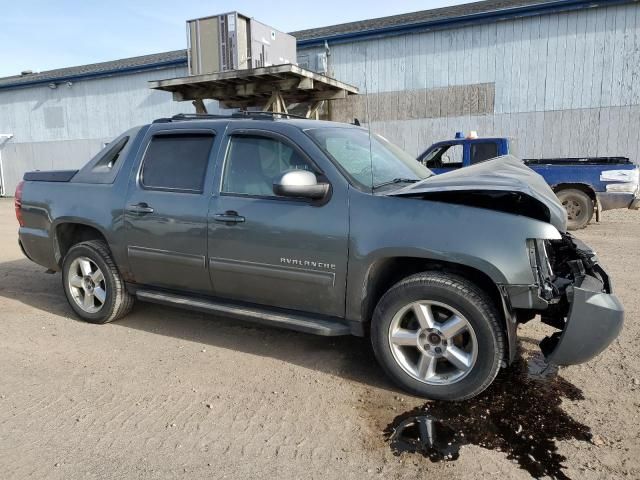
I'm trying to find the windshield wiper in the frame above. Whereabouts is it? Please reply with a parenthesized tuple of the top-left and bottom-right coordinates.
(373, 178, 421, 189)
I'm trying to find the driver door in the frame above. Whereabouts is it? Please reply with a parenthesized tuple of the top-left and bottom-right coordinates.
(207, 129, 349, 317)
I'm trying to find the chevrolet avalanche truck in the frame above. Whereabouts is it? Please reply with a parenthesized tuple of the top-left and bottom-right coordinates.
(15, 113, 624, 400)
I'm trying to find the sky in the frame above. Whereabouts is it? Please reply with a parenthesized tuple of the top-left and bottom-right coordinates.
(0, 0, 469, 78)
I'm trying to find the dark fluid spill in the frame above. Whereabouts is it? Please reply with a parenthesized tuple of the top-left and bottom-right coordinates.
(385, 353, 591, 479)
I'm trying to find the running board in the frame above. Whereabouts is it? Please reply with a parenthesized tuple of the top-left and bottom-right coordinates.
(136, 290, 351, 336)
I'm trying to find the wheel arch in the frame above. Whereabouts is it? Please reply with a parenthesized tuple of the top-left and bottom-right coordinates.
(552, 182, 596, 202)
(53, 221, 109, 268)
(360, 256, 513, 362)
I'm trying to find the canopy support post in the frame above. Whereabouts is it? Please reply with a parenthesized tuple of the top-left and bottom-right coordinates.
(192, 99, 208, 114)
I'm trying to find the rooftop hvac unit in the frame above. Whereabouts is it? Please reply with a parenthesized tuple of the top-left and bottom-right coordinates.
(187, 12, 297, 75)
(297, 52, 328, 74)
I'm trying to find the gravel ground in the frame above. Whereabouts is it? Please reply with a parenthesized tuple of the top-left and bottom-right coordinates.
(0, 197, 638, 479)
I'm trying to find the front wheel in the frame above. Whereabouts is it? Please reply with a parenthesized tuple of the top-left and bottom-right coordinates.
(371, 272, 505, 401)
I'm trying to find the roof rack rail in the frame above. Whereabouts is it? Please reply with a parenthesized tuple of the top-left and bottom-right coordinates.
(152, 113, 232, 123)
(174, 113, 235, 120)
(152, 111, 308, 123)
(232, 111, 308, 120)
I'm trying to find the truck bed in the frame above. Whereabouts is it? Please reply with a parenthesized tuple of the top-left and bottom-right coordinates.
(523, 157, 631, 166)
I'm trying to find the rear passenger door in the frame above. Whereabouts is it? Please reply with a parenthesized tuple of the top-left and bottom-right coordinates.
(124, 128, 218, 293)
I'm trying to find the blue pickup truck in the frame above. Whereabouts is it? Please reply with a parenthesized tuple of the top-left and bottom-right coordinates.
(418, 134, 640, 229)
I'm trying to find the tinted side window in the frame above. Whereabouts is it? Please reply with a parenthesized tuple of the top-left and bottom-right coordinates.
(141, 134, 214, 192)
(470, 142, 498, 164)
(222, 135, 312, 197)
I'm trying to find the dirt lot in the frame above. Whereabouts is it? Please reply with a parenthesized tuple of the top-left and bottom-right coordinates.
(1, 197, 638, 479)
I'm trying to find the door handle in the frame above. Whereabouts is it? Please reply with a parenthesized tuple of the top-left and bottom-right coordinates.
(214, 211, 245, 224)
(127, 203, 154, 215)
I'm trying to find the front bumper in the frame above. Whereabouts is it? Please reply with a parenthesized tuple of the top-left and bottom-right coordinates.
(540, 269, 623, 365)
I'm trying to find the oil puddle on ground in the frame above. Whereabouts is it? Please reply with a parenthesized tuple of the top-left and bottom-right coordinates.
(384, 353, 591, 479)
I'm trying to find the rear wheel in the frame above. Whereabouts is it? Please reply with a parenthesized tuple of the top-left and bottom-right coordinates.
(62, 240, 134, 324)
(556, 188, 593, 230)
(371, 272, 505, 401)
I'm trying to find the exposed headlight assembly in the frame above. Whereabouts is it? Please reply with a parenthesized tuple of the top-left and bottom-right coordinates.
(527, 239, 555, 301)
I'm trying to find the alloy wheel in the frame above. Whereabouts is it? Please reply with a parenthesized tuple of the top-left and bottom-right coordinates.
(388, 300, 478, 385)
(67, 256, 107, 314)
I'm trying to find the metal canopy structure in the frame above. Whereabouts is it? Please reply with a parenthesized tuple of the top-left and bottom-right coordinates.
(148, 64, 358, 118)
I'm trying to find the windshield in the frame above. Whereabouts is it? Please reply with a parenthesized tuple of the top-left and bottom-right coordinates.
(305, 127, 432, 189)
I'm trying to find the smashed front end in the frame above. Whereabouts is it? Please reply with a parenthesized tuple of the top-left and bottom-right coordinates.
(523, 234, 623, 365)
(388, 156, 623, 365)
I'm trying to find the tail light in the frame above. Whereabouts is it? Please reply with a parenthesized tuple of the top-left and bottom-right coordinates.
(14, 180, 24, 226)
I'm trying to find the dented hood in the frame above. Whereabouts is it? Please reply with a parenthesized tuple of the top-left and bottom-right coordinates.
(390, 155, 568, 232)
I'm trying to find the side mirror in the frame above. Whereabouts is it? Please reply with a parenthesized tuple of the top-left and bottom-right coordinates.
(273, 170, 330, 200)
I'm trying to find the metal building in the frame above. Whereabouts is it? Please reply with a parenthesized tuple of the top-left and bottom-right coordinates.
(0, 51, 188, 196)
(1, 0, 639, 196)
(295, 0, 640, 160)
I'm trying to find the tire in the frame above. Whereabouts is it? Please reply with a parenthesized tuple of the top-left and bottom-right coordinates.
(62, 240, 134, 324)
(371, 272, 505, 401)
(556, 188, 594, 230)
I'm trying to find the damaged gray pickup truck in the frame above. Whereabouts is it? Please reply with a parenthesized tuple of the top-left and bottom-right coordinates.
(16, 113, 624, 400)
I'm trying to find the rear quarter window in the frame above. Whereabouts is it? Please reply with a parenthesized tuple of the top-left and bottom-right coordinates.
(72, 127, 142, 184)
(91, 137, 129, 173)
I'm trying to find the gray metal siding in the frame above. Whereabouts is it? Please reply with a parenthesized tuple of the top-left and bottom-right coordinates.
(0, 67, 226, 195)
(2, 2, 639, 196)
(301, 2, 640, 160)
